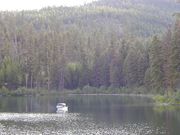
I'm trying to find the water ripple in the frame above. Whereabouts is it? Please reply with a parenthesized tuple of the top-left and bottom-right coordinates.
(0, 113, 165, 135)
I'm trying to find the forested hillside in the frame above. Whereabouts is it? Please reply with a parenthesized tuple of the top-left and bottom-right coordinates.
(0, 0, 179, 94)
(89, 0, 180, 36)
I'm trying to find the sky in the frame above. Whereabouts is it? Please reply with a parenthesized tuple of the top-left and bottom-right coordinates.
(0, 0, 97, 11)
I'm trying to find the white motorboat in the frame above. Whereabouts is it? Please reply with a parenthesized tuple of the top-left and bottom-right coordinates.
(56, 103, 68, 112)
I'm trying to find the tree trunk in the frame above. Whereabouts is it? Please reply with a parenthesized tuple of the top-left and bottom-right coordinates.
(59, 70, 64, 91)
(47, 66, 50, 91)
(30, 74, 33, 89)
(25, 73, 28, 88)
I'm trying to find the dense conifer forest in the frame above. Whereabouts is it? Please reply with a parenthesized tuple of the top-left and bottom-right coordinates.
(0, 0, 179, 94)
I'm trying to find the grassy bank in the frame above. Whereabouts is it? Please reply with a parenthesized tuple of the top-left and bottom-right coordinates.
(1, 85, 179, 103)
(0, 86, 151, 97)
(0, 87, 73, 96)
(153, 92, 180, 105)
(72, 86, 151, 95)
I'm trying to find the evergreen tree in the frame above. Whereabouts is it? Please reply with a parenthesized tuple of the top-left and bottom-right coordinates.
(0, 57, 22, 89)
(161, 30, 173, 93)
(171, 17, 180, 90)
(149, 36, 163, 92)
(123, 48, 139, 87)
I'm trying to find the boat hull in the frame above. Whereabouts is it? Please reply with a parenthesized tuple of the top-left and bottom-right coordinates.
(56, 106, 68, 112)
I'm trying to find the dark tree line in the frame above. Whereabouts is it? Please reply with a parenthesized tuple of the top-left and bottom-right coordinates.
(0, 2, 179, 94)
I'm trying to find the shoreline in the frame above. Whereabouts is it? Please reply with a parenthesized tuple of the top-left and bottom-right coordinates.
(69, 93, 153, 98)
(0, 87, 179, 106)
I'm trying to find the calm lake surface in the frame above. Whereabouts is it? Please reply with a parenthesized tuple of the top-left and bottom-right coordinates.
(0, 94, 180, 135)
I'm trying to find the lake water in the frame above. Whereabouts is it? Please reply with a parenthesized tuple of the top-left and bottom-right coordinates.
(0, 94, 179, 135)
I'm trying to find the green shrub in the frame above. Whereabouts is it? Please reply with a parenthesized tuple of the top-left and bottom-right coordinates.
(82, 85, 98, 93)
(153, 95, 167, 103)
(153, 92, 180, 105)
(0, 86, 10, 95)
(171, 92, 180, 104)
(74, 88, 82, 94)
